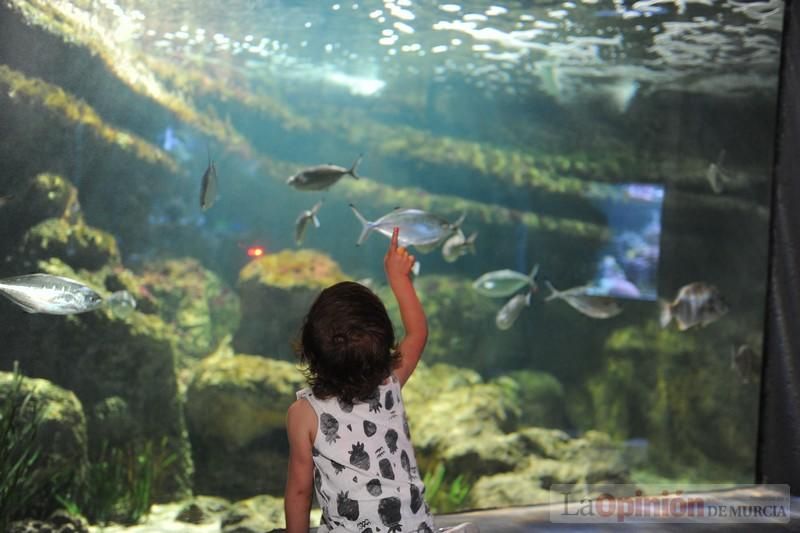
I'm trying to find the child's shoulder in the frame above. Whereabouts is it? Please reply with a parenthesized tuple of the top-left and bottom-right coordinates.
(287, 396, 317, 433)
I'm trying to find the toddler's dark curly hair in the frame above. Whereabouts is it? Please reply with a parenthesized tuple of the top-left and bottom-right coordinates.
(296, 281, 400, 404)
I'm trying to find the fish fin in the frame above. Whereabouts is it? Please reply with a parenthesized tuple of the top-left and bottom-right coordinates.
(348, 154, 363, 179)
(451, 212, 467, 230)
(658, 299, 672, 328)
(529, 264, 540, 292)
(414, 243, 438, 254)
(543, 280, 559, 302)
(0, 291, 39, 313)
(349, 204, 373, 246)
(525, 290, 532, 306)
(312, 214, 321, 228)
(465, 232, 478, 255)
(412, 261, 421, 277)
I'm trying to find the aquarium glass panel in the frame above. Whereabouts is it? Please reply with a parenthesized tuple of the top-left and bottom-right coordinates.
(0, 0, 784, 528)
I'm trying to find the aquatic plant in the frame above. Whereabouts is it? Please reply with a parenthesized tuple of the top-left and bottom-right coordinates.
(69, 437, 176, 525)
(0, 365, 44, 529)
(422, 462, 472, 514)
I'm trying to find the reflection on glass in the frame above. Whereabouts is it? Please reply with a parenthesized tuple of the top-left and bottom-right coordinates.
(0, 0, 784, 529)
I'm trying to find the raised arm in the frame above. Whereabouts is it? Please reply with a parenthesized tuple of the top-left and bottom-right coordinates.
(384, 227, 428, 386)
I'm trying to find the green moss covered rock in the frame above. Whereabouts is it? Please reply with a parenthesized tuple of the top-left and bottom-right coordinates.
(233, 249, 348, 359)
(13, 218, 120, 272)
(185, 353, 306, 498)
(580, 321, 759, 482)
(133, 258, 241, 360)
(0, 371, 89, 516)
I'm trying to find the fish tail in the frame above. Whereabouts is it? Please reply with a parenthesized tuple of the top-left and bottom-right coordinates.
(658, 299, 672, 328)
(348, 154, 363, 179)
(543, 280, 559, 302)
(452, 212, 467, 229)
(529, 264, 540, 292)
(465, 232, 478, 254)
(349, 204, 373, 245)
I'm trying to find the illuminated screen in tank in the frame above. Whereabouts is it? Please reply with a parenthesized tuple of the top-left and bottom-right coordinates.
(585, 183, 664, 301)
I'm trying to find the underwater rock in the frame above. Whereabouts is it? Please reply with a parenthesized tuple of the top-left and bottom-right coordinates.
(467, 430, 628, 508)
(233, 249, 348, 358)
(377, 276, 533, 373)
(0, 173, 83, 259)
(583, 321, 760, 481)
(221, 494, 291, 533)
(0, 371, 89, 518)
(186, 354, 305, 498)
(12, 218, 121, 273)
(132, 258, 241, 361)
(186, 354, 305, 450)
(8, 510, 90, 533)
(88, 395, 138, 448)
(401, 363, 628, 509)
(492, 370, 568, 429)
(175, 495, 231, 524)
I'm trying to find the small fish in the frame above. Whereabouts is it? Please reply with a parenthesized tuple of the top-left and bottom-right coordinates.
(0, 274, 104, 314)
(105, 290, 137, 319)
(295, 200, 323, 245)
(349, 205, 461, 250)
(706, 149, 730, 194)
(495, 290, 532, 331)
(442, 230, 478, 263)
(287, 155, 362, 191)
(659, 282, 728, 331)
(200, 149, 218, 211)
(731, 344, 759, 384)
(473, 265, 539, 298)
(545, 281, 623, 319)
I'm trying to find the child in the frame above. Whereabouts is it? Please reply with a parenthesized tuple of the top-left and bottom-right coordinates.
(284, 227, 433, 532)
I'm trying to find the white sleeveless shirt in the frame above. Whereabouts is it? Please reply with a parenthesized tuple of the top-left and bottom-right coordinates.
(297, 374, 435, 533)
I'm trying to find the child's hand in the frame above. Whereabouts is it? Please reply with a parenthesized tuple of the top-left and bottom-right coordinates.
(384, 227, 416, 283)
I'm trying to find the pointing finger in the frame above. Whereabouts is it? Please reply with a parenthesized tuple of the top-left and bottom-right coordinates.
(390, 227, 399, 250)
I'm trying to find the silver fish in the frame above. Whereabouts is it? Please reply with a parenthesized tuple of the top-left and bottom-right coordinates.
(0, 274, 104, 314)
(295, 200, 323, 245)
(705, 149, 731, 194)
(287, 155, 362, 191)
(473, 265, 539, 298)
(659, 282, 728, 331)
(495, 290, 532, 331)
(200, 150, 217, 211)
(349, 205, 461, 250)
(731, 344, 759, 384)
(442, 230, 477, 263)
(106, 290, 137, 319)
(545, 281, 623, 319)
